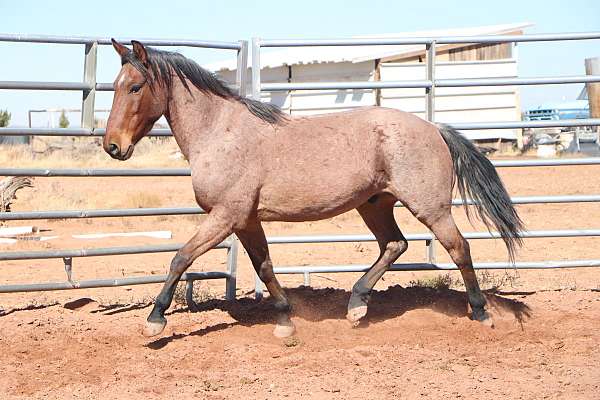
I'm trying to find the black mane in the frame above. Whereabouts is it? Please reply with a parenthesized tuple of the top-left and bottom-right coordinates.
(121, 46, 286, 124)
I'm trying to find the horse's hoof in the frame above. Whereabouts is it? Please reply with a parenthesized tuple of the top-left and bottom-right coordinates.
(479, 314, 494, 328)
(346, 305, 368, 327)
(273, 321, 296, 338)
(472, 310, 494, 328)
(142, 319, 167, 337)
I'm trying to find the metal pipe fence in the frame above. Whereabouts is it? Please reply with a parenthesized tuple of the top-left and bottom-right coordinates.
(249, 30, 600, 296)
(0, 33, 248, 300)
(1, 31, 600, 302)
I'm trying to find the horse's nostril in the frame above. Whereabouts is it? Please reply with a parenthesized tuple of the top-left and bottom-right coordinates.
(108, 143, 120, 157)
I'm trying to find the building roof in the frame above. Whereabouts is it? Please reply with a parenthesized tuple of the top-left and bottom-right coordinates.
(205, 23, 533, 72)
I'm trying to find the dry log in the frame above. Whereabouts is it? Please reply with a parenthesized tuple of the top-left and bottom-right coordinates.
(0, 176, 33, 212)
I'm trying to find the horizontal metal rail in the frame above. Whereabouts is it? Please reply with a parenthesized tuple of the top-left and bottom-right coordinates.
(0, 128, 172, 137)
(261, 76, 600, 92)
(262, 80, 432, 91)
(258, 31, 600, 47)
(490, 158, 600, 167)
(452, 119, 600, 130)
(0, 271, 230, 293)
(0, 207, 204, 220)
(0, 168, 191, 177)
(1, 158, 598, 179)
(436, 75, 600, 87)
(272, 259, 600, 274)
(0, 241, 230, 261)
(2, 194, 599, 221)
(0, 81, 92, 90)
(0, 33, 242, 49)
(95, 83, 115, 91)
(1, 122, 598, 138)
(266, 229, 600, 245)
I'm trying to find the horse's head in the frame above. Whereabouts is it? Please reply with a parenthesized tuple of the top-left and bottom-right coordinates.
(104, 40, 168, 160)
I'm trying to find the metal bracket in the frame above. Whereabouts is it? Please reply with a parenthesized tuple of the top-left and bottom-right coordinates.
(185, 280, 199, 312)
(255, 272, 264, 301)
(63, 257, 73, 283)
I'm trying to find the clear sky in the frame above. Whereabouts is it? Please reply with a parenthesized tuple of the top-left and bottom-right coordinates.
(1, 0, 599, 126)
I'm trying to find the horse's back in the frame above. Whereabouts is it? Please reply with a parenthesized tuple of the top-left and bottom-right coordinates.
(255, 106, 450, 221)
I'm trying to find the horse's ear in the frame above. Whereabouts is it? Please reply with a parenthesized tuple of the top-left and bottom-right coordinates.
(131, 40, 149, 66)
(111, 38, 129, 58)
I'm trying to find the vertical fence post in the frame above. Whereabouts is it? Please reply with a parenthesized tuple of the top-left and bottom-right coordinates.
(425, 41, 437, 264)
(251, 37, 261, 101)
(225, 234, 239, 300)
(236, 40, 248, 97)
(255, 273, 264, 300)
(81, 41, 98, 130)
(303, 271, 311, 286)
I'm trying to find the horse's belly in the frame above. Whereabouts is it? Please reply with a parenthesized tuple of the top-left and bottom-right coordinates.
(256, 176, 380, 222)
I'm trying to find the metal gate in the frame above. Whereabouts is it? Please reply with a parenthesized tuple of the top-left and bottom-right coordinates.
(1, 31, 600, 301)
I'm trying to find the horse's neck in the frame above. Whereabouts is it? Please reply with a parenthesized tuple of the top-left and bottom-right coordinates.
(164, 83, 231, 159)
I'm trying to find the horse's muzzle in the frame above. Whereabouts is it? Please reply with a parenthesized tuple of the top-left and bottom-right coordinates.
(105, 142, 134, 161)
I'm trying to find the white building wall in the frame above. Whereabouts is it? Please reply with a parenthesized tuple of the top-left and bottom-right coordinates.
(289, 61, 376, 115)
(380, 59, 521, 140)
(215, 59, 521, 141)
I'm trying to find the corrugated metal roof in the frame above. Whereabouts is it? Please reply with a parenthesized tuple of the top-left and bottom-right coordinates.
(205, 23, 533, 72)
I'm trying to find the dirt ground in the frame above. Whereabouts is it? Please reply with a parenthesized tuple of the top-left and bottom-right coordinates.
(1, 155, 600, 399)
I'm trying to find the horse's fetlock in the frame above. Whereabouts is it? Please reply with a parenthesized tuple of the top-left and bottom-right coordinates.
(274, 299, 291, 313)
(387, 240, 408, 257)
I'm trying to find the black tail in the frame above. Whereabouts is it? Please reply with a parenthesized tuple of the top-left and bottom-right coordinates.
(437, 124, 524, 261)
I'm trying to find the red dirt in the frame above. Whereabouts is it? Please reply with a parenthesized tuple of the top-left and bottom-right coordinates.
(1, 161, 600, 398)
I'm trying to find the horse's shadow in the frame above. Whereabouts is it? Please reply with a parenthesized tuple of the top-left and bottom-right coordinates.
(147, 285, 532, 349)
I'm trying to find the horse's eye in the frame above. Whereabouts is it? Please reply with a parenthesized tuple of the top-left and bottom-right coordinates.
(129, 84, 142, 94)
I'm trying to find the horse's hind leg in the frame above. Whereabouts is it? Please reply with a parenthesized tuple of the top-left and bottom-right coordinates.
(423, 211, 493, 326)
(347, 195, 408, 326)
(236, 220, 295, 338)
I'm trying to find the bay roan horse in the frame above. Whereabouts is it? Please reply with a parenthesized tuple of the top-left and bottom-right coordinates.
(105, 40, 524, 338)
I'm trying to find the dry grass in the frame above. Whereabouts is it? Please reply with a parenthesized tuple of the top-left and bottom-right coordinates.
(408, 270, 521, 291)
(1, 137, 187, 169)
(119, 192, 163, 209)
(173, 281, 216, 307)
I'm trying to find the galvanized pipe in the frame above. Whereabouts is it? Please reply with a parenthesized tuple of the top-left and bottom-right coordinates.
(1, 158, 597, 179)
(0, 128, 172, 137)
(2, 194, 599, 221)
(0, 207, 204, 220)
(436, 75, 600, 87)
(251, 38, 262, 100)
(0, 168, 191, 177)
(272, 259, 600, 274)
(3, 76, 596, 93)
(258, 32, 600, 47)
(0, 241, 230, 261)
(0, 81, 92, 90)
(452, 119, 600, 129)
(265, 229, 600, 245)
(0, 271, 230, 293)
(2, 121, 599, 138)
(262, 80, 432, 91)
(0, 33, 242, 49)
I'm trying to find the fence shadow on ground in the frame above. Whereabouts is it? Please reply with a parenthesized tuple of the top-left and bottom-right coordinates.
(148, 285, 532, 349)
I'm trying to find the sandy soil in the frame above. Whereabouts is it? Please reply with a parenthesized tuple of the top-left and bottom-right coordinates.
(1, 158, 600, 399)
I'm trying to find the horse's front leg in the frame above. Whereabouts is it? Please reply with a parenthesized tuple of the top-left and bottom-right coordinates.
(142, 208, 233, 337)
(236, 220, 295, 338)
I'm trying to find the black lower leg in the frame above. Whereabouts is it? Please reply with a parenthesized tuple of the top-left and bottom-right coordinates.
(462, 271, 488, 321)
(148, 253, 189, 323)
(468, 288, 488, 321)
